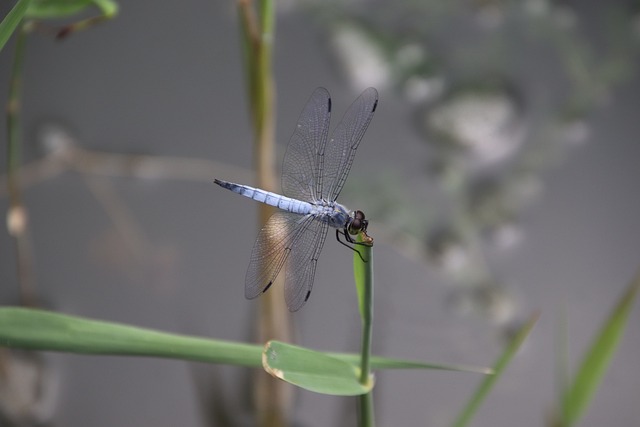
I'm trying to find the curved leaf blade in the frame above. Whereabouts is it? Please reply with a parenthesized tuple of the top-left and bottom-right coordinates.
(0, 307, 492, 377)
(262, 340, 373, 396)
(561, 271, 640, 426)
(0, 0, 30, 53)
(0, 307, 263, 366)
(451, 312, 539, 427)
(333, 353, 492, 375)
(26, 0, 117, 19)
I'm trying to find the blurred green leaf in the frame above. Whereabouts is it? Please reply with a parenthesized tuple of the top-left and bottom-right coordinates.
(27, 0, 93, 18)
(451, 312, 539, 427)
(92, 0, 117, 16)
(26, 0, 117, 19)
(0, 307, 263, 366)
(560, 271, 640, 426)
(263, 340, 373, 396)
(0, 0, 30, 53)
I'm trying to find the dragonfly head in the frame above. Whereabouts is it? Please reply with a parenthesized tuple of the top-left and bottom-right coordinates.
(347, 210, 368, 235)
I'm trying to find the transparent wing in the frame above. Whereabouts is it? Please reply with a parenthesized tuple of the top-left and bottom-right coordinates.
(284, 218, 329, 312)
(281, 88, 331, 202)
(245, 211, 328, 312)
(245, 211, 304, 300)
(321, 87, 378, 201)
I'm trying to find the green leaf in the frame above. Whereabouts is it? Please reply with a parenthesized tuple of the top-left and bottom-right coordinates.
(560, 271, 640, 426)
(26, 0, 118, 19)
(333, 353, 492, 375)
(0, 307, 491, 376)
(0, 307, 263, 366)
(262, 340, 373, 396)
(91, 0, 118, 17)
(27, 0, 93, 18)
(451, 312, 539, 427)
(0, 0, 30, 53)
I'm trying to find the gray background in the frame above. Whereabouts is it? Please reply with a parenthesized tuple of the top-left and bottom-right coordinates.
(1, 1, 639, 426)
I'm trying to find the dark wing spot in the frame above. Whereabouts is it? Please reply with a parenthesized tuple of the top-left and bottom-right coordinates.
(263, 281, 273, 293)
(304, 290, 311, 301)
(372, 99, 378, 112)
(327, 97, 332, 113)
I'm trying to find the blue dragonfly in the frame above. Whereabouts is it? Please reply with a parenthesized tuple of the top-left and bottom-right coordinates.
(215, 87, 378, 311)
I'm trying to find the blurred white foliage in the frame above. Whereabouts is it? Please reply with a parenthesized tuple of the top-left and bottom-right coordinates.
(38, 121, 76, 160)
(330, 23, 392, 90)
(427, 91, 525, 164)
(395, 44, 445, 103)
(402, 75, 445, 104)
(487, 221, 524, 250)
(523, 0, 551, 17)
(448, 283, 517, 325)
(0, 351, 57, 425)
(556, 118, 590, 146)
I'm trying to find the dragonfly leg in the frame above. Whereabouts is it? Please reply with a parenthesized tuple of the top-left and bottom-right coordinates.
(336, 229, 368, 263)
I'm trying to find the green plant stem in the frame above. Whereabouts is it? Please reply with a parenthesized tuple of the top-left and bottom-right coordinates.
(355, 234, 374, 426)
(358, 391, 375, 427)
(237, 1, 292, 426)
(6, 25, 36, 307)
(358, 240, 373, 384)
(7, 30, 25, 181)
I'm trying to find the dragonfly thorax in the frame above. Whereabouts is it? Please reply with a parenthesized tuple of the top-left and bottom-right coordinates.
(313, 202, 368, 236)
(312, 201, 350, 229)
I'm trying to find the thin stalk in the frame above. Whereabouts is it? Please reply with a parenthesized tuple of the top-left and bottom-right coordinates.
(358, 242, 373, 384)
(354, 234, 374, 426)
(6, 24, 37, 307)
(555, 304, 569, 426)
(237, 1, 292, 426)
(358, 391, 375, 427)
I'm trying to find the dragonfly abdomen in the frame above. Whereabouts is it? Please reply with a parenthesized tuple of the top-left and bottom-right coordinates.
(214, 179, 312, 215)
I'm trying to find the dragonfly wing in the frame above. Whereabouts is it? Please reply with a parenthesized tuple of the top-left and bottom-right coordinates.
(281, 88, 331, 202)
(321, 87, 378, 201)
(245, 211, 304, 300)
(284, 217, 329, 312)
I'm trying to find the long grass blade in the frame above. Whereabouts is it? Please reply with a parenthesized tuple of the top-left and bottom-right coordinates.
(0, 307, 263, 366)
(0, 307, 493, 375)
(0, 0, 30, 53)
(450, 312, 539, 427)
(560, 270, 640, 426)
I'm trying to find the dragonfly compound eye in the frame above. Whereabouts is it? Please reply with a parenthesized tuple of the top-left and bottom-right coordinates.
(348, 210, 368, 235)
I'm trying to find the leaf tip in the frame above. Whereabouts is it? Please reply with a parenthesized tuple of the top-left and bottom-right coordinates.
(261, 340, 284, 379)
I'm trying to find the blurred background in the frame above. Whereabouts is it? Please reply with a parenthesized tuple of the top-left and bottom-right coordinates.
(1, 0, 640, 426)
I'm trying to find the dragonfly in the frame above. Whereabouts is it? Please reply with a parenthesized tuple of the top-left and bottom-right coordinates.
(215, 87, 378, 311)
